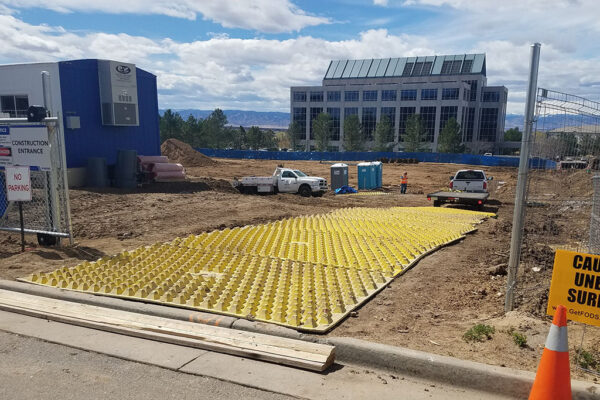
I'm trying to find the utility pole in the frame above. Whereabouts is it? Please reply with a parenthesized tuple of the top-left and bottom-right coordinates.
(505, 43, 541, 312)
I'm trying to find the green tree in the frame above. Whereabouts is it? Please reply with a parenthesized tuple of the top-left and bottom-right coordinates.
(313, 112, 332, 152)
(580, 134, 600, 156)
(558, 132, 578, 157)
(374, 116, 393, 151)
(404, 114, 426, 152)
(438, 117, 464, 153)
(182, 114, 204, 148)
(246, 126, 263, 149)
(343, 115, 363, 151)
(287, 121, 303, 151)
(159, 109, 185, 142)
(202, 108, 228, 148)
(504, 127, 522, 142)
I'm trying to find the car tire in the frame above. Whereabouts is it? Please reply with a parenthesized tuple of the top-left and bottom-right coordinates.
(298, 185, 312, 197)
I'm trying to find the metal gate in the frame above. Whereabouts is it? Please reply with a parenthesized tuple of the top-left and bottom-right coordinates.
(0, 73, 72, 242)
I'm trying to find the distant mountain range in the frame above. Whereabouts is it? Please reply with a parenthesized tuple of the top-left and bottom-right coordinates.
(160, 109, 590, 132)
(160, 109, 290, 129)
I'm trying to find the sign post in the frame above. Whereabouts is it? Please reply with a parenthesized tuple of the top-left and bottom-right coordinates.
(6, 166, 32, 252)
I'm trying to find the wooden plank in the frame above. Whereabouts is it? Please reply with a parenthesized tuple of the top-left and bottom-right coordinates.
(0, 289, 335, 371)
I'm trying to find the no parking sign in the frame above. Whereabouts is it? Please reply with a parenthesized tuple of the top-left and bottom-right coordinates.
(6, 166, 31, 202)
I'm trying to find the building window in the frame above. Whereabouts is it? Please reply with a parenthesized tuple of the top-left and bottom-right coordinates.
(381, 90, 397, 102)
(440, 61, 453, 74)
(1, 95, 29, 117)
(462, 107, 475, 142)
(402, 63, 414, 76)
(381, 107, 396, 141)
(398, 107, 416, 140)
(345, 91, 359, 102)
(450, 60, 462, 74)
(411, 62, 424, 76)
(421, 89, 438, 101)
(362, 107, 377, 140)
(400, 89, 417, 101)
(479, 108, 498, 142)
(482, 91, 500, 102)
(440, 106, 458, 131)
(363, 90, 378, 101)
(327, 107, 341, 141)
(293, 91, 306, 102)
(327, 91, 341, 102)
(344, 107, 358, 117)
(327, 145, 339, 152)
(461, 60, 473, 73)
(464, 80, 478, 102)
(419, 106, 436, 142)
(293, 108, 307, 140)
(442, 88, 459, 100)
(310, 91, 323, 102)
(310, 107, 323, 139)
(422, 61, 433, 75)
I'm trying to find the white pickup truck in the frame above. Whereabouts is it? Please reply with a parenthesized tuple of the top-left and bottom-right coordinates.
(234, 167, 328, 197)
(427, 169, 493, 209)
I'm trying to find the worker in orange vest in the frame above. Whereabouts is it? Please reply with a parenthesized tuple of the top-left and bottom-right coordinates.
(400, 172, 408, 194)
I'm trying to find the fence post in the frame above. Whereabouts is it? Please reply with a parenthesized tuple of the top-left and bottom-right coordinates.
(590, 176, 600, 254)
(505, 43, 541, 312)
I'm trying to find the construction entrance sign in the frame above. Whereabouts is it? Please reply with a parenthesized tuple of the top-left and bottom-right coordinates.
(547, 249, 600, 327)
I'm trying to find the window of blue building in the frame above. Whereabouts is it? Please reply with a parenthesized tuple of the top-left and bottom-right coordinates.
(310, 107, 323, 139)
(419, 106, 436, 142)
(327, 107, 341, 140)
(293, 108, 307, 139)
(482, 91, 500, 102)
(362, 107, 377, 140)
(479, 108, 498, 142)
(398, 107, 416, 141)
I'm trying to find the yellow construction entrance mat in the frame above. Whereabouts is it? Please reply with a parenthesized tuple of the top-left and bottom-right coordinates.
(19, 207, 494, 332)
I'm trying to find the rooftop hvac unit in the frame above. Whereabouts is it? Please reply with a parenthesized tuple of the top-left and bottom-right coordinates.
(98, 60, 139, 126)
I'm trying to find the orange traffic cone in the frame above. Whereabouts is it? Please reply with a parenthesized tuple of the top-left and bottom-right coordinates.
(529, 304, 571, 399)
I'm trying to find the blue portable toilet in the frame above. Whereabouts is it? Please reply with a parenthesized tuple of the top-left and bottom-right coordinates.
(368, 162, 376, 188)
(357, 162, 371, 189)
(372, 161, 383, 188)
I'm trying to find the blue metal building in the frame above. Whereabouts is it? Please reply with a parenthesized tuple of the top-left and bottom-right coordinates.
(0, 59, 160, 185)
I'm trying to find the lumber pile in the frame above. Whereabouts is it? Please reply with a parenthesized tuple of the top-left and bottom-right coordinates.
(0, 289, 334, 371)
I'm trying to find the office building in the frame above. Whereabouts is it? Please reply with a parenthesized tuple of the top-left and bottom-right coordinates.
(290, 54, 507, 153)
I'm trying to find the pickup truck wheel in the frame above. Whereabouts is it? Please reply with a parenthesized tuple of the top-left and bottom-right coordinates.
(312, 191, 324, 197)
(298, 185, 312, 197)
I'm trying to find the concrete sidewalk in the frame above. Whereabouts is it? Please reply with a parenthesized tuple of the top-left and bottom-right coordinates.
(0, 310, 510, 400)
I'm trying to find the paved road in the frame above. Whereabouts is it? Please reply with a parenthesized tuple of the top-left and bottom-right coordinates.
(0, 332, 292, 400)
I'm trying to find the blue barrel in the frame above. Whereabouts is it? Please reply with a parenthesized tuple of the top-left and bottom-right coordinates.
(115, 150, 138, 189)
(86, 157, 109, 188)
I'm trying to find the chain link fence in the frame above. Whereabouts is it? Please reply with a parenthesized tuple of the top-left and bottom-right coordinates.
(0, 121, 71, 242)
(511, 89, 600, 316)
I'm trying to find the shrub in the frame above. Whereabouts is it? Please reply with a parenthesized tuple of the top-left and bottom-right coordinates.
(463, 324, 495, 343)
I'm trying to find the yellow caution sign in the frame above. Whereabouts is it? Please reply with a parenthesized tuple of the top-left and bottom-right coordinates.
(547, 249, 600, 327)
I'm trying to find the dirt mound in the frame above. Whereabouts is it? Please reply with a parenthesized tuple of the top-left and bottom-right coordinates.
(161, 139, 218, 167)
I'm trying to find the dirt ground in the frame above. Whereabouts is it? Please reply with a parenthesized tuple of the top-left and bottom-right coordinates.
(1, 157, 599, 382)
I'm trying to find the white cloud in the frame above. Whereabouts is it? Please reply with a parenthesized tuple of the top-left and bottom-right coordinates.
(0, 12, 599, 115)
(0, 0, 331, 33)
(373, 0, 389, 6)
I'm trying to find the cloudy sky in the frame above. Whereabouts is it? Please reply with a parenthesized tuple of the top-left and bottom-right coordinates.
(1, 0, 599, 114)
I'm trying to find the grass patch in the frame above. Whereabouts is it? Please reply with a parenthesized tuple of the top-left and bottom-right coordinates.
(508, 328, 528, 348)
(577, 349, 600, 372)
(463, 324, 495, 343)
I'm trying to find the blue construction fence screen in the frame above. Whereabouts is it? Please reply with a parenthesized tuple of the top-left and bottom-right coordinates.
(196, 148, 556, 169)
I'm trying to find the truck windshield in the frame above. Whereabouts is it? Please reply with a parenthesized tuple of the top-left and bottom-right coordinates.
(455, 171, 485, 180)
(293, 170, 307, 177)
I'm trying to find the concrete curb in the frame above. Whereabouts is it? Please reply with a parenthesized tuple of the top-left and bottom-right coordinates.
(3, 280, 599, 398)
(327, 337, 600, 400)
